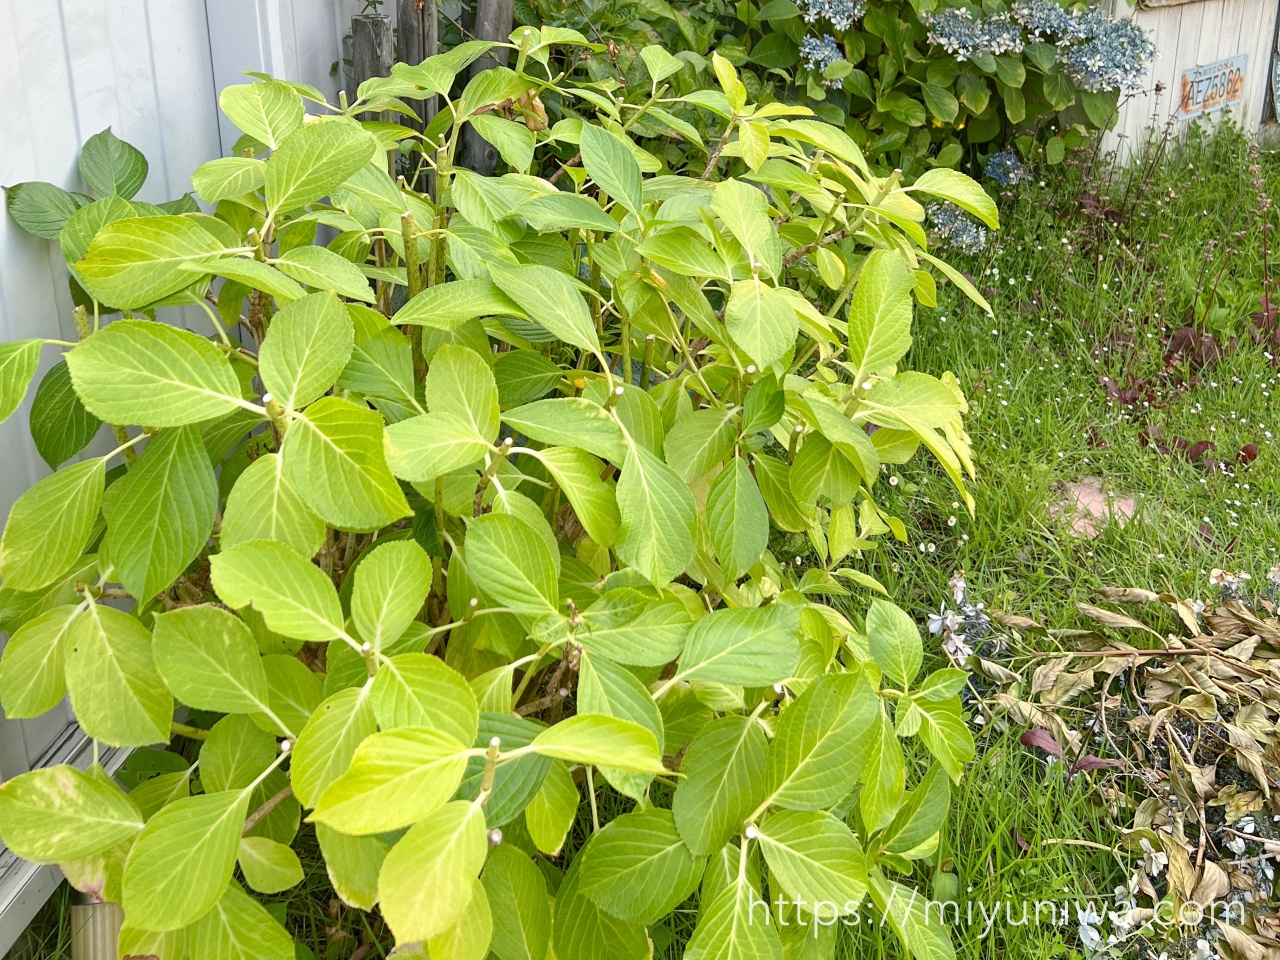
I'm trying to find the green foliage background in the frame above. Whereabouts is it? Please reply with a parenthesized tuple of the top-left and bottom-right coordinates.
(517, 0, 1138, 175)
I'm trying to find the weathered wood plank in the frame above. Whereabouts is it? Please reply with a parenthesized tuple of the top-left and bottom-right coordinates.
(458, 0, 515, 174)
(350, 12, 394, 106)
(1106, 0, 1277, 158)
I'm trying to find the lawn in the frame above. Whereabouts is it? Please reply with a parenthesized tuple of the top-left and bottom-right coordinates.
(837, 123, 1280, 960)
(882, 125, 1278, 620)
(8, 124, 1278, 960)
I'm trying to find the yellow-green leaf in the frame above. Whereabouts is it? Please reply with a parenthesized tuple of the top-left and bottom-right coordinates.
(65, 602, 173, 748)
(310, 726, 469, 835)
(282, 396, 410, 531)
(122, 788, 251, 931)
(378, 800, 488, 944)
(0, 764, 143, 864)
(0, 457, 103, 591)
(65, 320, 246, 426)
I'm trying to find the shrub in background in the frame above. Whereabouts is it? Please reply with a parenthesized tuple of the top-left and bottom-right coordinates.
(523, 0, 1156, 175)
(0, 31, 989, 959)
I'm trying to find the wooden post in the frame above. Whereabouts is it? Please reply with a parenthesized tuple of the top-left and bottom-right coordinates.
(397, 1, 438, 192)
(473, 0, 515, 54)
(397, 0, 439, 131)
(349, 13, 394, 109)
(458, 0, 515, 174)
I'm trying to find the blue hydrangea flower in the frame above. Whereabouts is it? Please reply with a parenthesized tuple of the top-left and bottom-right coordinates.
(1062, 7, 1107, 42)
(1011, 0, 1073, 38)
(983, 150, 1027, 187)
(928, 202, 988, 254)
(923, 5, 1154, 94)
(980, 12, 1024, 56)
(926, 8, 986, 61)
(800, 34, 846, 87)
(797, 0, 865, 32)
(1058, 18, 1156, 91)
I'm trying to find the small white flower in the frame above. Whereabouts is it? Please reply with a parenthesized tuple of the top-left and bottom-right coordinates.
(1076, 904, 1103, 951)
(1226, 835, 1247, 856)
(927, 605, 953, 636)
(1139, 838, 1167, 876)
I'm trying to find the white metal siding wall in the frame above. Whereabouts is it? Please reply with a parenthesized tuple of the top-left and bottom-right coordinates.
(1104, 0, 1278, 157)
(0, 0, 349, 520)
(0, 0, 340, 949)
(1, 2, 223, 520)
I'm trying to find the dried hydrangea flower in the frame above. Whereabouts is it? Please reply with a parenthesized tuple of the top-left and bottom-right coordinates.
(927, 604, 962, 637)
(1259, 563, 1280, 593)
(1209, 567, 1253, 603)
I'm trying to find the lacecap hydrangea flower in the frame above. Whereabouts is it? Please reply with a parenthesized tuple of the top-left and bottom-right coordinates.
(980, 12, 1024, 56)
(800, 34, 846, 87)
(922, 2, 1154, 93)
(927, 202, 988, 254)
(797, 0, 865, 32)
(1059, 18, 1157, 91)
(1010, 0, 1074, 38)
(926, 8, 987, 61)
(983, 149, 1027, 187)
(1063, 7, 1108, 42)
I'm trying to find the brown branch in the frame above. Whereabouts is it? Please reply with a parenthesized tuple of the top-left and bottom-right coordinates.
(243, 786, 293, 836)
(515, 646, 577, 717)
(783, 229, 849, 267)
(701, 123, 734, 180)
(667, 336, 710, 380)
(548, 152, 581, 185)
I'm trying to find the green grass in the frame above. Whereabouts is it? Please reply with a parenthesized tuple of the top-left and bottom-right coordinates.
(871, 123, 1280, 625)
(10, 124, 1278, 960)
(826, 122, 1280, 959)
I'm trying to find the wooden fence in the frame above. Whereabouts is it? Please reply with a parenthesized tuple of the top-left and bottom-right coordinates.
(1103, 0, 1279, 157)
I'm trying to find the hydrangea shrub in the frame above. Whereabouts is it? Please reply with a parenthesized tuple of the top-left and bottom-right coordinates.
(0, 32, 991, 959)
(774, 0, 1156, 171)
(520, 0, 1157, 175)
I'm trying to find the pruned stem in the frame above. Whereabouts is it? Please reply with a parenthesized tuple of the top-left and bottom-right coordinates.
(243, 786, 293, 836)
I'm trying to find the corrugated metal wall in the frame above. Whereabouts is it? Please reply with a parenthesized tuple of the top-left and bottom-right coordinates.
(1104, 0, 1279, 156)
(0, 1, 344, 949)
(0, 0, 353, 519)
